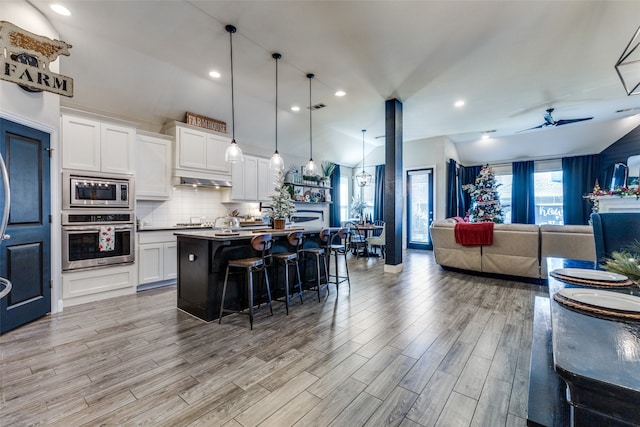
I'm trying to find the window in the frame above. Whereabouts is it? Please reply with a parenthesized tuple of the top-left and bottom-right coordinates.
(493, 164, 512, 224)
(339, 175, 349, 223)
(534, 160, 563, 224)
(491, 161, 563, 225)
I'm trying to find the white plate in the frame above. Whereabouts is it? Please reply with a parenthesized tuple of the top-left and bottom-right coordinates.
(553, 268, 628, 282)
(558, 288, 640, 313)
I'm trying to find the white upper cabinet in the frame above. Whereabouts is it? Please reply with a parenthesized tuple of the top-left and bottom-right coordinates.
(257, 157, 276, 201)
(230, 155, 258, 201)
(163, 122, 230, 179)
(61, 112, 135, 174)
(135, 132, 172, 200)
(230, 155, 275, 202)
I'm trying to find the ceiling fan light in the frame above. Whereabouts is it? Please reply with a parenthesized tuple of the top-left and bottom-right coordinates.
(225, 140, 244, 163)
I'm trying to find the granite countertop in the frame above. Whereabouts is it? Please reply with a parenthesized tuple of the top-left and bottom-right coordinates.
(138, 225, 270, 232)
(173, 227, 324, 241)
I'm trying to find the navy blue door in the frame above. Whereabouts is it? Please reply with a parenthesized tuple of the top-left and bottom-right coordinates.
(0, 119, 51, 334)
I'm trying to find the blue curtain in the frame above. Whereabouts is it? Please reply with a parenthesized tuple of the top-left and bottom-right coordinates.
(329, 165, 341, 227)
(374, 164, 385, 222)
(446, 159, 457, 218)
(457, 165, 481, 217)
(511, 160, 535, 224)
(562, 154, 600, 225)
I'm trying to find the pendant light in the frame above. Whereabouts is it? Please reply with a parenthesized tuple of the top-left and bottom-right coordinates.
(224, 24, 244, 163)
(356, 129, 372, 187)
(269, 53, 284, 171)
(305, 73, 316, 174)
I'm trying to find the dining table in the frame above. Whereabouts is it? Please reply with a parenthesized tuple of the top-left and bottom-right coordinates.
(353, 224, 384, 257)
(542, 257, 640, 426)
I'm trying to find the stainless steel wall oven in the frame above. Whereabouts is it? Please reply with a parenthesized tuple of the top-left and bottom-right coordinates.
(61, 211, 134, 271)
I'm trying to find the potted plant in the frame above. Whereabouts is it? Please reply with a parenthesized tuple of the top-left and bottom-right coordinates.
(321, 161, 336, 186)
(350, 195, 366, 221)
(269, 170, 296, 229)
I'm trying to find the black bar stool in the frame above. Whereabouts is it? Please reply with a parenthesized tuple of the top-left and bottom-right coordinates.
(272, 231, 304, 314)
(326, 228, 351, 292)
(219, 233, 273, 329)
(299, 228, 330, 301)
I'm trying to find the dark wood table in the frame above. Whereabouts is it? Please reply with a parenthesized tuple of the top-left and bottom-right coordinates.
(544, 258, 640, 426)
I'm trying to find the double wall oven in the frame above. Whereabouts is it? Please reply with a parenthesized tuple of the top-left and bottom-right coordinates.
(62, 172, 135, 271)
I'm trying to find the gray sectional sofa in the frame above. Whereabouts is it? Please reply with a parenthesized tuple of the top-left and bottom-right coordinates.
(430, 220, 596, 280)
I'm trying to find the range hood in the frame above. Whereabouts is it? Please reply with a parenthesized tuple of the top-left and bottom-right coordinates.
(173, 176, 232, 188)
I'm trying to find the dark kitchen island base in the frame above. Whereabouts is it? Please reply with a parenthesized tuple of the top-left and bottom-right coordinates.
(175, 229, 326, 322)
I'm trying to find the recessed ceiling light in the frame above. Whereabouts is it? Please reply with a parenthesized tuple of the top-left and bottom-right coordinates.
(335, 90, 346, 97)
(50, 4, 71, 16)
(481, 134, 490, 140)
(454, 100, 465, 108)
(291, 106, 300, 112)
(208, 70, 221, 78)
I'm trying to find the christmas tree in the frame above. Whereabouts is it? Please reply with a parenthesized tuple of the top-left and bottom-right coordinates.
(462, 164, 505, 223)
(269, 170, 296, 220)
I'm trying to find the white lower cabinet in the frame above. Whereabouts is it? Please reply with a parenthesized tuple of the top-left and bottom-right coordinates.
(62, 264, 136, 307)
(137, 231, 177, 286)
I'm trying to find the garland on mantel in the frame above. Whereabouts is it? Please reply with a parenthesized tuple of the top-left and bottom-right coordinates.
(583, 180, 640, 213)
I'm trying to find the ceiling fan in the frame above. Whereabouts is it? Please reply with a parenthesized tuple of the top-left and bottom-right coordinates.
(519, 108, 593, 132)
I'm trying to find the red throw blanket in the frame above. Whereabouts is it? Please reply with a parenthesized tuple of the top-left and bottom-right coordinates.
(454, 222, 494, 246)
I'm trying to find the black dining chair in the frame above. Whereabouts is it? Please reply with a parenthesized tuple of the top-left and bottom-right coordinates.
(345, 221, 366, 256)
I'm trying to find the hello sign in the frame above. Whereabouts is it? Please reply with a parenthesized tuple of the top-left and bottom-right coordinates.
(0, 21, 74, 97)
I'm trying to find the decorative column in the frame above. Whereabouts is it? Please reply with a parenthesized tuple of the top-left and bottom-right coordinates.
(384, 98, 403, 272)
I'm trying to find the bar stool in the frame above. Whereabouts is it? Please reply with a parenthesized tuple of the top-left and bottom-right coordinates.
(219, 233, 273, 329)
(326, 228, 351, 292)
(299, 228, 330, 301)
(272, 231, 304, 314)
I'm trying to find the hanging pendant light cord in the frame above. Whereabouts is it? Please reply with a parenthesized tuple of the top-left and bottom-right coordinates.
(362, 129, 366, 172)
(307, 73, 314, 161)
(227, 25, 236, 142)
(274, 53, 280, 153)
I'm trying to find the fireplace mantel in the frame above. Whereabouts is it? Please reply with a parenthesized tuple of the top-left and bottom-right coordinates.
(595, 195, 640, 213)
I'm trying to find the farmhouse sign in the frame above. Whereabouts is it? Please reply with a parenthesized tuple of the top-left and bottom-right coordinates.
(185, 112, 227, 133)
(0, 21, 73, 97)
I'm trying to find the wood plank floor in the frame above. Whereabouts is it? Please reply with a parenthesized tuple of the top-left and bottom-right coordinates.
(1, 250, 546, 426)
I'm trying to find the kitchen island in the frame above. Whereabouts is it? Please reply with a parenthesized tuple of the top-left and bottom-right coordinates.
(174, 228, 326, 321)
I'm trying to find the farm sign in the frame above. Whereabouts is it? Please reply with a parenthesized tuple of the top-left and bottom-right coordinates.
(0, 21, 73, 97)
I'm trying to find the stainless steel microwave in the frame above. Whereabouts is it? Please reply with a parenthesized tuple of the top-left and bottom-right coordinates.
(63, 171, 134, 209)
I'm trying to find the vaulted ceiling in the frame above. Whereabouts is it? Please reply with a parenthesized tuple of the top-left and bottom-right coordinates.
(28, 0, 640, 166)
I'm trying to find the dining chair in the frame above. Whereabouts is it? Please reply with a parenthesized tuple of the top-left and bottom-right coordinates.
(366, 223, 386, 258)
(345, 221, 366, 256)
(591, 212, 640, 262)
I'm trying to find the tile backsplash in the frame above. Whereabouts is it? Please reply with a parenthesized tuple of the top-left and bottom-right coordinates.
(136, 187, 231, 227)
